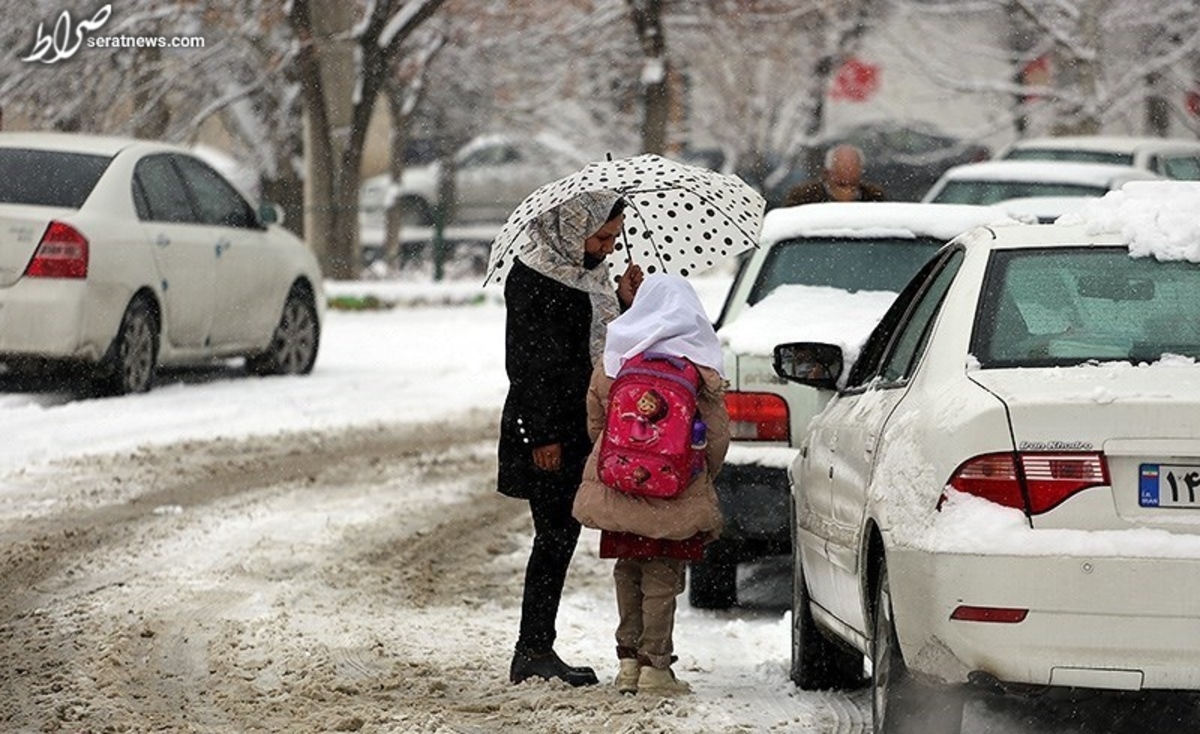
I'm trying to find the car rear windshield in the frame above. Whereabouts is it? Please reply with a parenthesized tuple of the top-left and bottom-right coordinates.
(0, 148, 112, 208)
(747, 237, 943, 305)
(1004, 149, 1133, 166)
(931, 180, 1107, 205)
(973, 247, 1200, 368)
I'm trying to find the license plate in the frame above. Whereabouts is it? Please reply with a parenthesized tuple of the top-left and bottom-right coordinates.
(1139, 464, 1200, 508)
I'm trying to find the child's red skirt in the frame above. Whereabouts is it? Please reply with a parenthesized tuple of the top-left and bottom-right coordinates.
(599, 530, 706, 560)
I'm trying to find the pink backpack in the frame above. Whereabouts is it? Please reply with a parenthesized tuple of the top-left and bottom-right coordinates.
(598, 352, 706, 498)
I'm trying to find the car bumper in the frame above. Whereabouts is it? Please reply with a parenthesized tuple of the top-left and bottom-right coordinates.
(712, 451, 795, 555)
(0, 279, 91, 359)
(889, 545, 1200, 691)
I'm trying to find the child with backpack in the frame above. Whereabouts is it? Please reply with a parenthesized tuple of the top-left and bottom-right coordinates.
(572, 273, 729, 696)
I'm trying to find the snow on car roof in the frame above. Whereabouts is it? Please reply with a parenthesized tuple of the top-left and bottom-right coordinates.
(938, 159, 1159, 185)
(1066, 180, 1200, 262)
(760, 202, 1013, 245)
(1009, 135, 1200, 154)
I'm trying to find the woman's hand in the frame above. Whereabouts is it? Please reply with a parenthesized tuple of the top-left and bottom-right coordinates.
(616, 262, 644, 307)
(532, 443, 563, 472)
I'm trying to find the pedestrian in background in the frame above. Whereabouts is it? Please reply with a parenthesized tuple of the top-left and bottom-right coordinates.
(497, 191, 643, 687)
(784, 143, 886, 205)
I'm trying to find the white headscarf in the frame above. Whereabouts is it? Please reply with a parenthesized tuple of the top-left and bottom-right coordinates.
(603, 273, 725, 378)
(519, 190, 622, 362)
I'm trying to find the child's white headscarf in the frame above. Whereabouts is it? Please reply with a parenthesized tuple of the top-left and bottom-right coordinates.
(603, 273, 725, 378)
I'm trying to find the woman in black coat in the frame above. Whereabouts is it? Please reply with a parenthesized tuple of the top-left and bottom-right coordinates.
(498, 190, 641, 686)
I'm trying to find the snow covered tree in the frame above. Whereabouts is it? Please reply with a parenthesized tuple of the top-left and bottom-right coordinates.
(888, 0, 1200, 138)
(670, 0, 881, 191)
(287, 0, 448, 279)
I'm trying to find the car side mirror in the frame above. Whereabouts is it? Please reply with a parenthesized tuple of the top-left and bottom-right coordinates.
(773, 342, 843, 390)
(258, 202, 283, 226)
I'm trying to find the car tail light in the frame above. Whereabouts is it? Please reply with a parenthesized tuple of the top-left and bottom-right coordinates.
(724, 391, 789, 442)
(950, 605, 1028, 623)
(946, 451, 1109, 515)
(25, 221, 89, 279)
(1020, 453, 1109, 514)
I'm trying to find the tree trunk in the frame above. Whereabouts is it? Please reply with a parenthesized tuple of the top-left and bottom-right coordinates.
(627, 0, 670, 155)
(132, 46, 170, 140)
(1005, 0, 1034, 137)
(1145, 70, 1170, 137)
(261, 170, 306, 239)
(384, 90, 408, 269)
(1052, 0, 1104, 135)
(294, 0, 358, 280)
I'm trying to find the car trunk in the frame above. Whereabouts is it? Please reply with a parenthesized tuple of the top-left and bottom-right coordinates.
(971, 367, 1200, 532)
(0, 210, 58, 287)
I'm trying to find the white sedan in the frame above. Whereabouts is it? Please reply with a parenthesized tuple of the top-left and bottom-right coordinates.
(0, 132, 324, 394)
(922, 159, 1159, 205)
(774, 181, 1200, 732)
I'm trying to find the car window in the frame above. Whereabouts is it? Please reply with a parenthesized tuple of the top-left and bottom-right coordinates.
(1004, 149, 1132, 166)
(844, 249, 952, 389)
(878, 250, 964, 383)
(0, 149, 111, 208)
(173, 155, 258, 229)
(1162, 155, 1200, 180)
(747, 237, 944, 305)
(973, 247, 1200, 367)
(134, 154, 197, 223)
(931, 180, 1106, 205)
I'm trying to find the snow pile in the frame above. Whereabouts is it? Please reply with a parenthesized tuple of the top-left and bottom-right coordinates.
(1069, 181, 1200, 262)
(924, 490, 1200, 559)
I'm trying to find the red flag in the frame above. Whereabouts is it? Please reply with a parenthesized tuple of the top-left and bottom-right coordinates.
(829, 57, 880, 103)
(1187, 89, 1200, 118)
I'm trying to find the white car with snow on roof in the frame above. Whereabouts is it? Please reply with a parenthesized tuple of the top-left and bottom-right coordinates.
(922, 159, 1159, 206)
(774, 181, 1200, 733)
(689, 201, 1013, 609)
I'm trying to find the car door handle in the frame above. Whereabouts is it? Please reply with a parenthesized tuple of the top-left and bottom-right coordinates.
(215, 239, 231, 257)
(155, 235, 170, 247)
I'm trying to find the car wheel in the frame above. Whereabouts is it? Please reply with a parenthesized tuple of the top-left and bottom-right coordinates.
(790, 524, 863, 688)
(102, 297, 158, 395)
(688, 557, 737, 609)
(871, 565, 963, 734)
(247, 285, 319, 376)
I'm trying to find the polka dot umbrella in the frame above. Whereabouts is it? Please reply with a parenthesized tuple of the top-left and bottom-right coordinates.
(484, 153, 765, 286)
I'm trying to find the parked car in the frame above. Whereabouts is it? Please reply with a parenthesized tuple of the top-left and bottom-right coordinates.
(692, 201, 1014, 609)
(359, 132, 591, 233)
(998, 135, 1200, 180)
(0, 132, 324, 394)
(922, 159, 1159, 205)
(764, 122, 991, 206)
(775, 181, 1200, 732)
